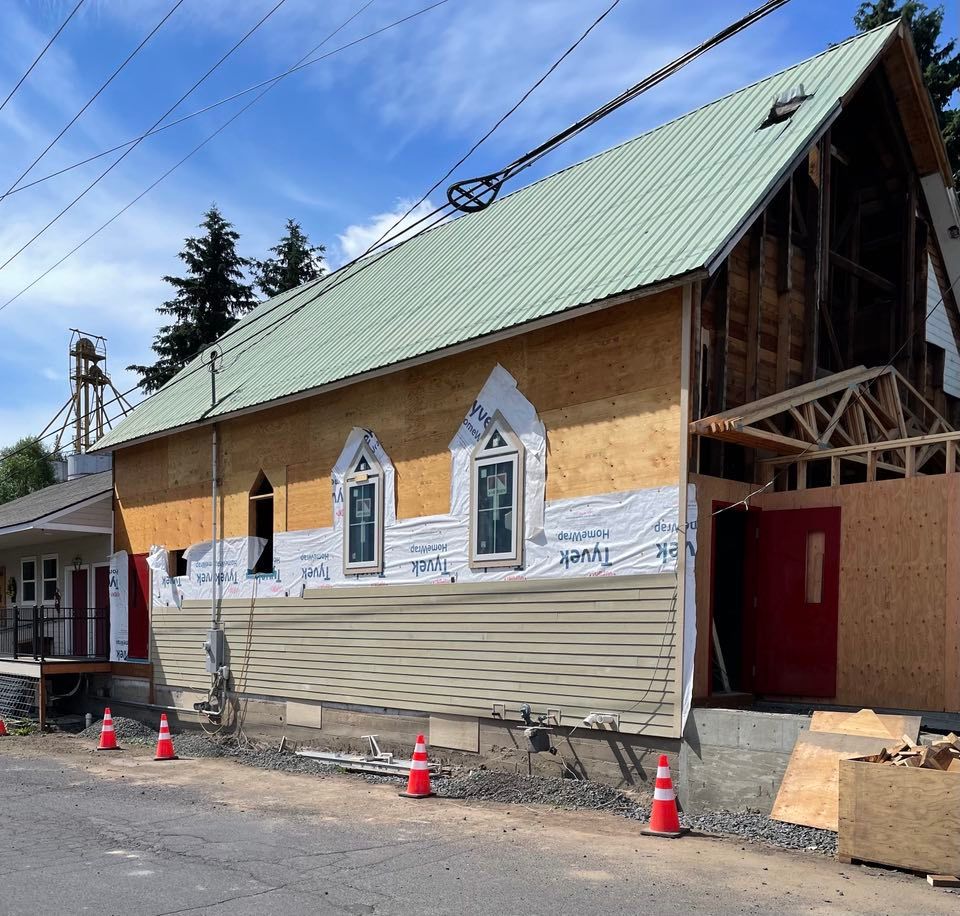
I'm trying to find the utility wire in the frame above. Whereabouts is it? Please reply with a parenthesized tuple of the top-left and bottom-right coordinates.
(0, 0, 451, 313)
(0, 0, 188, 203)
(0, 0, 86, 116)
(0, 0, 290, 276)
(0, 0, 814, 467)
(362, 0, 625, 254)
(4, 0, 452, 200)
(141, 0, 629, 357)
(446, 0, 792, 212)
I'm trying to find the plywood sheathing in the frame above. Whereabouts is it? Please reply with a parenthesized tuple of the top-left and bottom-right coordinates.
(771, 730, 896, 831)
(810, 709, 920, 742)
(115, 290, 683, 555)
(691, 472, 960, 713)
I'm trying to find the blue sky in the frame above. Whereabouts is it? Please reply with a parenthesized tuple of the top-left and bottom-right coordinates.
(0, 0, 956, 448)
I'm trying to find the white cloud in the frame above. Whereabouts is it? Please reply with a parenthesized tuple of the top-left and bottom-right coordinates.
(335, 198, 438, 264)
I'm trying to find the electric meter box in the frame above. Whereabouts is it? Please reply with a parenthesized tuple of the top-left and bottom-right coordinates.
(203, 627, 225, 674)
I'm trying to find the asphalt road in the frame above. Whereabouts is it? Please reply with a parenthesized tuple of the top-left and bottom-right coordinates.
(0, 739, 955, 915)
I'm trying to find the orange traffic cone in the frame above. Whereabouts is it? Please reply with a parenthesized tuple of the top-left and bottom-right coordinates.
(0, 719, 7, 737)
(154, 713, 178, 761)
(642, 754, 683, 838)
(96, 707, 121, 751)
(399, 733, 434, 799)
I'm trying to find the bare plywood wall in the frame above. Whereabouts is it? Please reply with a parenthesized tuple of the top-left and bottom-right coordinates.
(116, 289, 683, 555)
(692, 472, 960, 713)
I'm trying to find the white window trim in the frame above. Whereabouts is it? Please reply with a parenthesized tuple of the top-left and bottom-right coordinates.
(343, 441, 385, 575)
(469, 411, 525, 569)
(41, 554, 59, 607)
(20, 556, 38, 606)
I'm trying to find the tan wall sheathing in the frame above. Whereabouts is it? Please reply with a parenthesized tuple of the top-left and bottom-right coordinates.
(115, 290, 683, 555)
(692, 472, 960, 713)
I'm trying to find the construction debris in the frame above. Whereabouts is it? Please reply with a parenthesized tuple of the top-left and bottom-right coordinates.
(858, 733, 960, 770)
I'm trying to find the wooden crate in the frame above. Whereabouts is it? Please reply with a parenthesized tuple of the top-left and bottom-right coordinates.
(838, 757, 960, 875)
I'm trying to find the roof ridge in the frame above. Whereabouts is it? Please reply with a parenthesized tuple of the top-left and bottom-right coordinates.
(484, 20, 900, 208)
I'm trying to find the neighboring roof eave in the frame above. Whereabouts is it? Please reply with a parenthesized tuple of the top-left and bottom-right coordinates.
(0, 474, 113, 536)
(92, 273, 705, 454)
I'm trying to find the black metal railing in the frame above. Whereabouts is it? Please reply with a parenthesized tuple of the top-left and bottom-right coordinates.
(0, 607, 109, 661)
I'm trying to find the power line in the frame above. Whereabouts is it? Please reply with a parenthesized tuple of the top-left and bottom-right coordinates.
(0, 0, 817, 469)
(3, 0, 795, 432)
(0, 0, 291, 277)
(0, 0, 188, 203)
(0, 0, 87, 116)
(447, 0, 792, 212)
(3, 0, 452, 201)
(364, 0, 625, 255)
(0, 0, 452, 313)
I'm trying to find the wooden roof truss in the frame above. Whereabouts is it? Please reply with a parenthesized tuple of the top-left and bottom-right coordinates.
(692, 365, 958, 480)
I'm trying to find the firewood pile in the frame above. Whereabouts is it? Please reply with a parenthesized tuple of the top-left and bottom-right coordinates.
(860, 733, 960, 770)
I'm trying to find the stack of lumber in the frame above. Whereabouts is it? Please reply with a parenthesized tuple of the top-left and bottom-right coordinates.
(858, 733, 960, 770)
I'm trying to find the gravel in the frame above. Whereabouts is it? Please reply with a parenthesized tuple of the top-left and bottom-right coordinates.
(78, 716, 156, 745)
(74, 719, 837, 856)
(435, 770, 650, 820)
(682, 809, 838, 855)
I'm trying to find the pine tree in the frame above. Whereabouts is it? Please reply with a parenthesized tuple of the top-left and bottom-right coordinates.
(854, 2, 960, 182)
(253, 219, 325, 299)
(129, 206, 255, 392)
(0, 437, 59, 504)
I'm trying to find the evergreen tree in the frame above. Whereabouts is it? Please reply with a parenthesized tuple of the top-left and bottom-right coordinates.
(0, 437, 59, 504)
(253, 219, 325, 299)
(854, 2, 960, 182)
(129, 206, 255, 393)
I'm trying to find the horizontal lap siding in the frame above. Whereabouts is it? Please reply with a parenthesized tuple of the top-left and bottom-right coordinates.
(152, 574, 679, 737)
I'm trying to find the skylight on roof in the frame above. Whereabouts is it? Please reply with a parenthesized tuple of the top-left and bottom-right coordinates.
(760, 83, 811, 128)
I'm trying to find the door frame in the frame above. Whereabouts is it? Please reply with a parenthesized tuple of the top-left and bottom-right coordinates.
(708, 500, 761, 697)
(65, 563, 91, 657)
(92, 562, 111, 658)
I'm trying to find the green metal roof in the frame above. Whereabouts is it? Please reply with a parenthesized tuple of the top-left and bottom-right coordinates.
(98, 21, 901, 451)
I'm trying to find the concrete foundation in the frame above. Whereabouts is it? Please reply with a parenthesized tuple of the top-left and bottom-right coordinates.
(82, 688, 679, 790)
(678, 707, 810, 814)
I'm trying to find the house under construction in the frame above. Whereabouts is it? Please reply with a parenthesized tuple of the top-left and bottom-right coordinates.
(89, 20, 959, 791)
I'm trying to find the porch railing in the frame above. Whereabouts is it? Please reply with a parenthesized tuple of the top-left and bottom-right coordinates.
(0, 607, 109, 661)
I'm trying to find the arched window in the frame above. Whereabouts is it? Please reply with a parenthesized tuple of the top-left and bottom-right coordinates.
(470, 412, 524, 568)
(249, 471, 274, 575)
(343, 442, 384, 575)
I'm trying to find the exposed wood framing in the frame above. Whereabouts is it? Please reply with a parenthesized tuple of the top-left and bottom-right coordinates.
(692, 364, 953, 463)
(803, 142, 825, 380)
(745, 216, 766, 403)
(829, 251, 895, 295)
(776, 178, 794, 390)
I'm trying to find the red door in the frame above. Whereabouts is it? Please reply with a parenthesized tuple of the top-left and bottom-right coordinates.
(71, 568, 88, 656)
(754, 507, 841, 697)
(94, 566, 110, 657)
(128, 554, 150, 661)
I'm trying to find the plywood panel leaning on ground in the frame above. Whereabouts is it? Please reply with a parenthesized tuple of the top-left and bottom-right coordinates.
(810, 709, 921, 742)
(771, 731, 897, 831)
(150, 575, 681, 738)
(116, 289, 683, 556)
